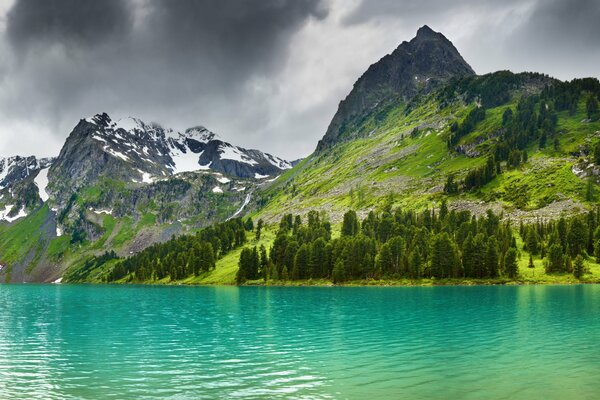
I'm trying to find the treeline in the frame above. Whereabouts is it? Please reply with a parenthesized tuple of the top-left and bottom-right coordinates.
(107, 218, 250, 282)
(439, 71, 534, 109)
(238, 204, 522, 283)
(238, 205, 600, 284)
(520, 208, 600, 276)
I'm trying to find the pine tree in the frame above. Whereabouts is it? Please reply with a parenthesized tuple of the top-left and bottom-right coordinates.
(430, 232, 460, 278)
(376, 243, 393, 278)
(546, 243, 564, 273)
(309, 237, 327, 278)
(564, 255, 573, 273)
(461, 233, 476, 277)
(281, 266, 289, 281)
(255, 219, 264, 241)
(567, 217, 588, 257)
(293, 244, 310, 280)
(504, 248, 518, 278)
(573, 255, 585, 279)
(528, 254, 535, 269)
(587, 95, 598, 121)
(408, 249, 422, 279)
(332, 259, 346, 283)
(525, 228, 539, 255)
(484, 237, 499, 278)
(259, 245, 268, 281)
(341, 210, 359, 237)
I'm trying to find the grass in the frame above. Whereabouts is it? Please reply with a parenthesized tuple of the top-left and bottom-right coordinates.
(255, 91, 600, 224)
(0, 205, 49, 266)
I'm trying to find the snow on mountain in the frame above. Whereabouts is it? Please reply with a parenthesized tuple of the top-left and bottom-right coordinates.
(34, 167, 50, 202)
(0, 156, 54, 192)
(0, 204, 27, 222)
(80, 113, 291, 180)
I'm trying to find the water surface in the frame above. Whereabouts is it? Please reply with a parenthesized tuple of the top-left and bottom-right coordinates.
(1, 284, 599, 399)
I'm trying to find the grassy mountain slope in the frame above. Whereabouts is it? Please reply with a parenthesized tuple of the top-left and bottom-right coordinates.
(257, 73, 600, 224)
(0, 171, 249, 282)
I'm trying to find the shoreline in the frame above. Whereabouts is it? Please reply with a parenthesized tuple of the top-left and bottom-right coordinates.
(45, 276, 600, 287)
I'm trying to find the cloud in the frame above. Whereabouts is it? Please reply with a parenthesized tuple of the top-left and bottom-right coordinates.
(6, 0, 133, 49)
(0, 0, 328, 159)
(0, 0, 598, 160)
(341, 0, 600, 80)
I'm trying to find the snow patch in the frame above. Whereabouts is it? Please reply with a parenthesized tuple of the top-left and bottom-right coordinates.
(169, 145, 201, 174)
(198, 162, 212, 170)
(56, 226, 63, 237)
(264, 175, 280, 183)
(34, 167, 50, 202)
(255, 173, 269, 179)
(212, 186, 223, 194)
(216, 176, 231, 184)
(0, 205, 27, 222)
(219, 144, 258, 166)
(265, 153, 292, 170)
(137, 169, 154, 183)
(105, 147, 130, 162)
(113, 117, 142, 132)
(92, 134, 108, 144)
(92, 209, 113, 215)
(52, 277, 63, 284)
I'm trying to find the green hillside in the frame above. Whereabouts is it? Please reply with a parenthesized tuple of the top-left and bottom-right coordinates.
(257, 73, 600, 223)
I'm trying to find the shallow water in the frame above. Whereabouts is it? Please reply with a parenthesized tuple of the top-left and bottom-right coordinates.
(1, 284, 599, 399)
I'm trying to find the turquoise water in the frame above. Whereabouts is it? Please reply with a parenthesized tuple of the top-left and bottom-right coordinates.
(1, 285, 599, 399)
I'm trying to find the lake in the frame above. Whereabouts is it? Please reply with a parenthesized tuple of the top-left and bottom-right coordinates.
(1, 284, 599, 399)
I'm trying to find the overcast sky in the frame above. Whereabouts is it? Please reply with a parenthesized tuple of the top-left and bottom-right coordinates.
(0, 0, 598, 160)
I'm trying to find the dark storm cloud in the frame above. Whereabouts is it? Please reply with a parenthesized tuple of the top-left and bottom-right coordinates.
(147, 0, 327, 56)
(6, 0, 133, 48)
(0, 0, 328, 158)
(506, 0, 600, 53)
(138, 0, 328, 92)
(0, 0, 598, 160)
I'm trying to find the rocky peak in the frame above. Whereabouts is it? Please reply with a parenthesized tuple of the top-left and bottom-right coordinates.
(47, 112, 292, 205)
(415, 24, 437, 39)
(317, 25, 475, 150)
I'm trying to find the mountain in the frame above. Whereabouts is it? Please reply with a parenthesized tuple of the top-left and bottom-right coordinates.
(258, 26, 600, 226)
(0, 113, 290, 283)
(2, 25, 600, 286)
(49, 112, 290, 202)
(317, 25, 475, 150)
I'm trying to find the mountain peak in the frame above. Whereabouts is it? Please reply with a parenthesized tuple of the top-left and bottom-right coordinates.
(415, 24, 436, 38)
(317, 26, 474, 150)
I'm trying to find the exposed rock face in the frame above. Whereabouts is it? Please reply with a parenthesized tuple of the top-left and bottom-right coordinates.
(0, 156, 53, 191)
(317, 25, 475, 150)
(48, 113, 291, 205)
